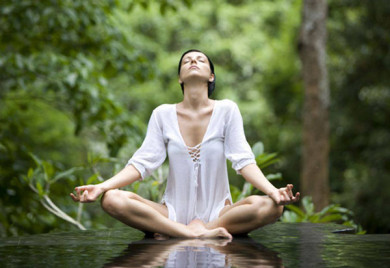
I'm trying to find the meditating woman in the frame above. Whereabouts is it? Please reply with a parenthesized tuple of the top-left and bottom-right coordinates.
(70, 49, 300, 239)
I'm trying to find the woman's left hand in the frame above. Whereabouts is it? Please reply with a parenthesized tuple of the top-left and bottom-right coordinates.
(268, 184, 300, 205)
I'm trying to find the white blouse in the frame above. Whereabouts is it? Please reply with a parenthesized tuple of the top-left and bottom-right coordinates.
(127, 99, 256, 225)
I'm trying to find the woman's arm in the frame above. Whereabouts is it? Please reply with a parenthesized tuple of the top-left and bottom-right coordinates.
(71, 108, 167, 203)
(240, 163, 300, 205)
(99, 164, 141, 191)
(70, 164, 141, 203)
(240, 163, 277, 195)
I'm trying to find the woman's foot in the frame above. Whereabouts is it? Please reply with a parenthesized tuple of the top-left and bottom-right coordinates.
(199, 227, 232, 240)
(188, 219, 232, 240)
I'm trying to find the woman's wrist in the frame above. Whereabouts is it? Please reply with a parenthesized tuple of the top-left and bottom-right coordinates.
(265, 187, 278, 196)
(98, 182, 110, 193)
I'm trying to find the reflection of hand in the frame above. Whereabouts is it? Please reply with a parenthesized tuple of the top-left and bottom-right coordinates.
(268, 184, 300, 205)
(69, 185, 104, 203)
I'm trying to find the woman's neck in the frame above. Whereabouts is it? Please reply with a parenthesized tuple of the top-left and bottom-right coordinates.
(181, 83, 210, 110)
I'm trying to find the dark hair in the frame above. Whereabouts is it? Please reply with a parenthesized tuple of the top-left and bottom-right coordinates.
(178, 49, 216, 97)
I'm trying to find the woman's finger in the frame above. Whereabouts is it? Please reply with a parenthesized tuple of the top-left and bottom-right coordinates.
(287, 184, 294, 199)
(70, 193, 79, 202)
(75, 187, 82, 197)
(274, 194, 281, 205)
(80, 190, 88, 202)
(282, 189, 290, 202)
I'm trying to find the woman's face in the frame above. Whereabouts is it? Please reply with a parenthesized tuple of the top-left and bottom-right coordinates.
(179, 51, 214, 86)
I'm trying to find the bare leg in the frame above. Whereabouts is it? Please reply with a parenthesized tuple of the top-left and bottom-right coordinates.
(206, 195, 283, 235)
(188, 219, 232, 240)
(101, 189, 231, 239)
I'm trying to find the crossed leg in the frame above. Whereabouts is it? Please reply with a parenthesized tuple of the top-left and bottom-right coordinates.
(206, 195, 284, 235)
(100, 189, 232, 239)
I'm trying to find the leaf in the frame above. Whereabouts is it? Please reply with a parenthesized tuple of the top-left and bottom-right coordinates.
(27, 168, 34, 179)
(252, 141, 264, 157)
(36, 182, 44, 197)
(22, 175, 29, 183)
(308, 214, 320, 222)
(256, 153, 279, 169)
(51, 167, 83, 183)
(302, 196, 314, 215)
(230, 185, 241, 203)
(0, 143, 7, 152)
(266, 173, 282, 181)
(42, 161, 55, 182)
(285, 204, 306, 219)
(317, 214, 343, 223)
(329, 206, 354, 216)
(317, 204, 339, 217)
(29, 153, 42, 166)
(86, 174, 98, 185)
(237, 182, 253, 201)
(281, 210, 301, 223)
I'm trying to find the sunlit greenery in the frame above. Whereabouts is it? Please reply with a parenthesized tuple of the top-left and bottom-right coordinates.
(281, 196, 366, 234)
(1, 0, 389, 236)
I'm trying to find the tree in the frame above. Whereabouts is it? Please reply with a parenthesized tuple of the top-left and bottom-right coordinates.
(327, 0, 390, 233)
(0, 0, 192, 237)
(298, 0, 330, 210)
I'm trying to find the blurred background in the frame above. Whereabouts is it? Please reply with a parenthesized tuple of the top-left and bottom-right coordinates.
(1, 0, 389, 237)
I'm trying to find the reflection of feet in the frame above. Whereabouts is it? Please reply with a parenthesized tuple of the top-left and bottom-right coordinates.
(178, 238, 231, 248)
(104, 237, 283, 268)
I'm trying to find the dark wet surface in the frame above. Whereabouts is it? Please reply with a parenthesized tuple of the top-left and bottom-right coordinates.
(1, 223, 389, 267)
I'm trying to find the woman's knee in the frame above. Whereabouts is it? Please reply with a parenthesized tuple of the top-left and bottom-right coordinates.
(248, 195, 283, 222)
(101, 190, 139, 213)
(101, 189, 119, 212)
(273, 205, 284, 221)
(246, 195, 267, 212)
(265, 198, 284, 222)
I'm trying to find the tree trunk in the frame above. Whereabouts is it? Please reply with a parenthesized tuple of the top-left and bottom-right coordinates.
(298, 0, 330, 210)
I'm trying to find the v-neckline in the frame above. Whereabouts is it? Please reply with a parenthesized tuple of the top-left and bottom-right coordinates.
(174, 100, 218, 148)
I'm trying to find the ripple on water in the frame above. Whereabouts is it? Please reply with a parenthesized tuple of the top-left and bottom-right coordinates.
(1, 223, 389, 267)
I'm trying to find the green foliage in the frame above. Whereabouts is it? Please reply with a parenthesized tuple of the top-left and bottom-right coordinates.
(281, 196, 366, 234)
(0, 0, 154, 236)
(128, 164, 169, 202)
(21, 153, 128, 232)
(230, 142, 282, 202)
(1, 0, 387, 236)
(327, 0, 390, 233)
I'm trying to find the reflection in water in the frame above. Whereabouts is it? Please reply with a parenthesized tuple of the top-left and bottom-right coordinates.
(2, 223, 389, 267)
(104, 236, 284, 268)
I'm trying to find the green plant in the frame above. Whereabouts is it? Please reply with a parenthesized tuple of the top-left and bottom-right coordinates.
(23, 153, 118, 230)
(128, 164, 169, 202)
(281, 196, 366, 234)
(230, 142, 282, 202)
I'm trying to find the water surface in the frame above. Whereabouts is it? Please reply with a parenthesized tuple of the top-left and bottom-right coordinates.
(1, 223, 389, 267)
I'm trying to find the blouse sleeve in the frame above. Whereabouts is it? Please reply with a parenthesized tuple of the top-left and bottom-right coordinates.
(126, 109, 167, 180)
(224, 102, 256, 174)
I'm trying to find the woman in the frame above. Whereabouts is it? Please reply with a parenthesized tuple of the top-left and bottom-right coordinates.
(70, 49, 300, 239)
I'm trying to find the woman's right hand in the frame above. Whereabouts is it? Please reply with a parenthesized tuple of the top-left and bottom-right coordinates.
(70, 185, 105, 203)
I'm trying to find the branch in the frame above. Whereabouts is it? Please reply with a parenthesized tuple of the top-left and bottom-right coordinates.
(77, 203, 83, 223)
(42, 195, 86, 230)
